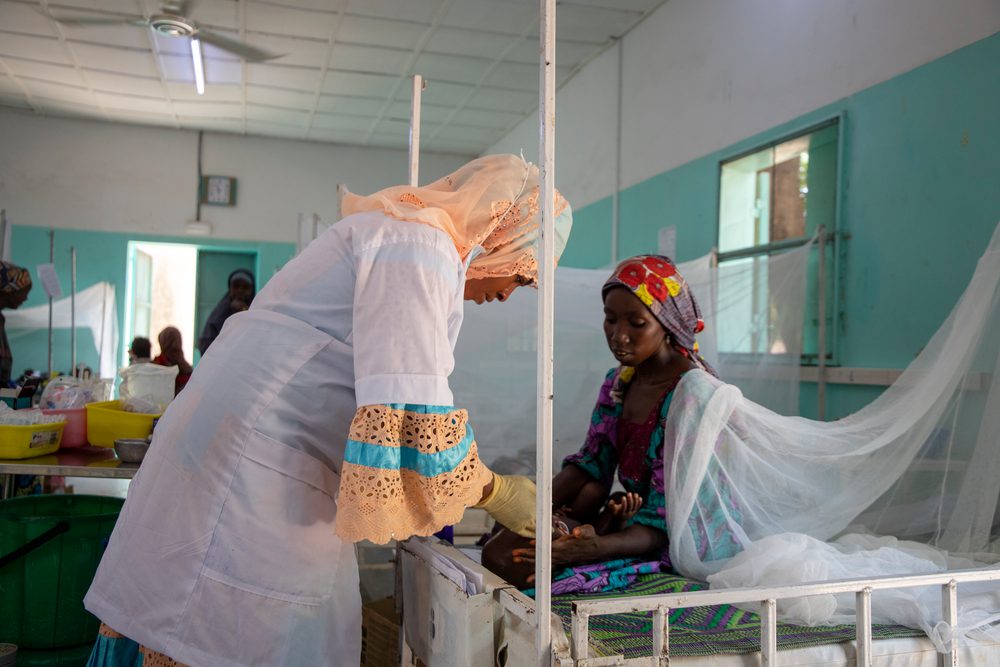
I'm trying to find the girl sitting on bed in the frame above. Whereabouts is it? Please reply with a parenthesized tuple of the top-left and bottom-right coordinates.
(482, 255, 718, 593)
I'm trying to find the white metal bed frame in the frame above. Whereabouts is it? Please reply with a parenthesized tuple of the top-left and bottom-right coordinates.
(399, 2, 1000, 665)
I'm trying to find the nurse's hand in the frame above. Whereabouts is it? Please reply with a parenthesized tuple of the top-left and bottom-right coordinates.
(475, 473, 537, 537)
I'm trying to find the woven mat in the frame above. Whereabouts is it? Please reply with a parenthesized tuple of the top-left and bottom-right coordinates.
(550, 573, 925, 658)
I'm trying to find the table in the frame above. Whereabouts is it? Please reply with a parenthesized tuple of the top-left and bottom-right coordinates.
(0, 447, 137, 499)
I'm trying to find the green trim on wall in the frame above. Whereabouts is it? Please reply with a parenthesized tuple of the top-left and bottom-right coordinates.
(9, 225, 295, 379)
(560, 196, 615, 269)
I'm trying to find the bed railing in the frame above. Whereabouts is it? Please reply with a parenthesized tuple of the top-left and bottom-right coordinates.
(551, 567, 1000, 667)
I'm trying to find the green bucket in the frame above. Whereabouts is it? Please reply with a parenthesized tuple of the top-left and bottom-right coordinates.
(0, 495, 124, 650)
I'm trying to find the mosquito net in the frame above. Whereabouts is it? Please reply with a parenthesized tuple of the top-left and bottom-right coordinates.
(455, 224, 1000, 651)
(665, 223, 1000, 649)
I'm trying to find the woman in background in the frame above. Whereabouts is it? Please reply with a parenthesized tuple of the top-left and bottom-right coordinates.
(197, 269, 254, 356)
(153, 327, 193, 395)
(0, 261, 32, 386)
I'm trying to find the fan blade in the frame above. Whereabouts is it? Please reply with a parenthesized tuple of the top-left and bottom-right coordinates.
(196, 28, 282, 62)
(46, 14, 149, 28)
(36, 7, 148, 27)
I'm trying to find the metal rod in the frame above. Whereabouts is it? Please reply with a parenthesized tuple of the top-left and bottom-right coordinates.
(408, 74, 423, 187)
(571, 610, 589, 661)
(47, 229, 54, 379)
(611, 39, 622, 265)
(536, 0, 557, 663)
(572, 567, 1000, 616)
(760, 599, 777, 666)
(942, 580, 960, 667)
(652, 605, 669, 666)
(817, 225, 827, 420)
(70, 246, 77, 373)
(0, 209, 7, 261)
(715, 235, 812, 263)
(856, 587, 873, 667)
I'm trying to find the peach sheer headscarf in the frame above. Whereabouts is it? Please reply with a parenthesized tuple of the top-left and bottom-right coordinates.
(340, 154, 573, 282)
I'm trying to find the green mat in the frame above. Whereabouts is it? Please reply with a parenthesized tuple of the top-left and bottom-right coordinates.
(551, 573, 925, 659)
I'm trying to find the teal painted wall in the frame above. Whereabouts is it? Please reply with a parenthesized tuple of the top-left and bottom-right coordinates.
(566, 31, 1000, 419)
(560, 196, 615, 269)
(9, 225, 295, 379)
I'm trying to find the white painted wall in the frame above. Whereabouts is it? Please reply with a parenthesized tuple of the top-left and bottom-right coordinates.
(487, 0, 1000, 208)
(0, 108, 472, 243)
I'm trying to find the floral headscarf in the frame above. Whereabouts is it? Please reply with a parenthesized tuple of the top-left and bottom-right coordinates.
(0, 262, 31, 293)
(603, 255, 717, 376)
(340, 154, 573, 283)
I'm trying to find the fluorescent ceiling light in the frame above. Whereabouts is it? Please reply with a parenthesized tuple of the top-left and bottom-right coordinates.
(191, 37, 205, 95)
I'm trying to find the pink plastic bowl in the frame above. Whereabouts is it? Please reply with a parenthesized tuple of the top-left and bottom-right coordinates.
(41, 407, 88, 448)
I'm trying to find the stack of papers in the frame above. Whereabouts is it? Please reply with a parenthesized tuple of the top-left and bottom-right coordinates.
(407, 538, 485, 596)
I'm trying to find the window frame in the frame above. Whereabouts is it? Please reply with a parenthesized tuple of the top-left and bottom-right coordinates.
(714, 112, 846, 366)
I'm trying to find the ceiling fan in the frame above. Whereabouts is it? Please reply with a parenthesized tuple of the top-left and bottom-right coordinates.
(41, 1, 282, 93)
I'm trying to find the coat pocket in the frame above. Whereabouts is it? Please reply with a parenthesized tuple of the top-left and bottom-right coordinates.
(202, 429, 345, 605)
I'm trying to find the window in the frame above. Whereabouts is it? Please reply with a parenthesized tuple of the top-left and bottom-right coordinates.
(716, 119, 839, 362)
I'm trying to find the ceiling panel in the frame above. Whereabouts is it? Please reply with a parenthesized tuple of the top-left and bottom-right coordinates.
(337, 15, 425, 50)
(86, 70, 163, 97)
(1, 0, 668, 153)
(171, 100, 241, 118)
(245, 63, 320, 91)
(246, 85, 315, 109)
(71, 43, 159, 76)
(329, 43, 409, 77)
(246, 3, 341, 41)
(245, 104, 310, 127)
(315, 94, 383, 116)
(95, 91, 173, 114)
(4, 58, 80, 87)
(345, 0, 442, 25)
(0, 32, 72, 65)
(441, 0, 537, 37)
(310, 113, 373, 132)
(323, 70, 399, 98)
(1, 2, 58, 36)
(61, 23, 152, 50)
(165, 81, 242, 102)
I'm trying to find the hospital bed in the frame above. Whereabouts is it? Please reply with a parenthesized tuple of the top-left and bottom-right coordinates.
(398, 538, 1000, 666)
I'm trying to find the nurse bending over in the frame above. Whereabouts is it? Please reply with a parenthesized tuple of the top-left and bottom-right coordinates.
(84, 154, 573, 667)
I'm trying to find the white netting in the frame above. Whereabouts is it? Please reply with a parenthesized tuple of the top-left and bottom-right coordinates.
(664, 222, 1000, 650)
(453, 241, 811, 473)
(456, 224, 1000, 651)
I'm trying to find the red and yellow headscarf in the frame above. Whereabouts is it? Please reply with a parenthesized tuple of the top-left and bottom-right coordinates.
(603, 255, 717, 376)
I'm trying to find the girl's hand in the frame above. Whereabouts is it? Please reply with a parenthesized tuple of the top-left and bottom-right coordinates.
(607, 492, 643, 522)
(511, 524, 604, 582)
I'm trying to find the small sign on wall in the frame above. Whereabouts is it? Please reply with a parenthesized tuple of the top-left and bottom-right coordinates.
(36, 263, 63, 299)
(200, 176, 237, 206)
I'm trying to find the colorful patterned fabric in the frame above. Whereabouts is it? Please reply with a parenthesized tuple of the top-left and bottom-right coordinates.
(335, 403, 493, 544)
(564, 367, 744, 563)
(563, 368, 673, 549)
(603, 255, 716, 376)
(550, 573, 925, 659)
(0, 261, 31, 293)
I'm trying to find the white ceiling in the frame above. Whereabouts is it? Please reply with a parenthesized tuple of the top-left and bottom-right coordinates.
(0, 0, 666, 155)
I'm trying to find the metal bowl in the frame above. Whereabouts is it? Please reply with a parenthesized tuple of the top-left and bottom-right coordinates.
(114, 438, 150, 464)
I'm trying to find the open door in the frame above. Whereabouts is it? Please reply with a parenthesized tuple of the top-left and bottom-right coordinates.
(193, 250, 257, 365)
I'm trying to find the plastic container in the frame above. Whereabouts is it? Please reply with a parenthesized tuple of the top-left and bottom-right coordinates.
(85, 401, 160, 448)
(0, 422, 65, 459)
(41, 408, 87, 449)
(0, 495, 124, 650)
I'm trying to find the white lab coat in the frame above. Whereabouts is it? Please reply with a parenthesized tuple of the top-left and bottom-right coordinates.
(85, 212, 469, 667)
